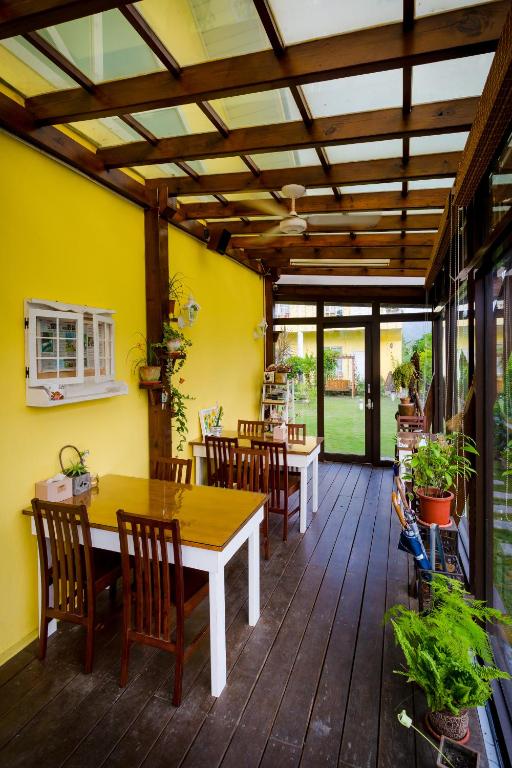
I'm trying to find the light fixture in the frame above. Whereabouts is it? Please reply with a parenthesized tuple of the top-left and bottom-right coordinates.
(289, 258, 390, 268)
(178, 295, 200, 328)
(253, 317, 268, 339)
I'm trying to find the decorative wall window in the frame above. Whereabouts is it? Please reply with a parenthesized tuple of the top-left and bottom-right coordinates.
(25, 299, 127, 406)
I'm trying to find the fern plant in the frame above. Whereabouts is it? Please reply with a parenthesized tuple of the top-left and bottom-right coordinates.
(385, 575, 511, 715)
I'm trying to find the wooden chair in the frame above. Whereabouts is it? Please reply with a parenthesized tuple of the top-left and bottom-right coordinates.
(252, 439, 301, 542)
(286, 423, 306, 443)
(32, 498, 122, 673)
(227, 446, 270, 559)
(117, 511, 209, 706)
(154, 457, 192, 484)
(237, 419, 266, 438)
(205, 435, 239, 488)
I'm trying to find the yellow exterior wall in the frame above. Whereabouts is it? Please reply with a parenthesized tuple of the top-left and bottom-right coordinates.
(0, 132, 148, 663)
(168, 228, 264, 452)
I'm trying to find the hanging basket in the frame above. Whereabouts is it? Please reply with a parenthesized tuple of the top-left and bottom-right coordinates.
(59, 444, 91, 496)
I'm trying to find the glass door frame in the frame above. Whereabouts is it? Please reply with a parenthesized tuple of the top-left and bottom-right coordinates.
(318, 317, 374, 463)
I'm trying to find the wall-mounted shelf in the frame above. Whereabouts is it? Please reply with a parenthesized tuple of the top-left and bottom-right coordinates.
(27, 381, 128, 407)
(139, 380, 163, 406)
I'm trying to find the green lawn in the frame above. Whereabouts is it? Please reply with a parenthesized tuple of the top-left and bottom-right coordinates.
(292, 394, 398, 458)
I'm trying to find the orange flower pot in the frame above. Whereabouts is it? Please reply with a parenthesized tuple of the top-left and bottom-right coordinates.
(417, 487, 454, 527)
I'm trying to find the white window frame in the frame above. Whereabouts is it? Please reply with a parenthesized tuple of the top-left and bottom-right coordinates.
(93, 314, 115, 382)
(28, 307, 85, 387)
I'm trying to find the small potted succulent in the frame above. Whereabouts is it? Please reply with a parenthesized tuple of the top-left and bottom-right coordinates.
(391, 360, 417, 416)
(127, 335, 161, 382)
(402, 433, 477, 526)
(210, 406, 223, 437)
(386, 576, 511, 744)
(60, 446, 91, 495)
(163, 323, 191, 356)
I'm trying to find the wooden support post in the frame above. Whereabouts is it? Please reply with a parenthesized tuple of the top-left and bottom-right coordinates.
(145, 186, 171, 473)
(264, 275, 274, 368)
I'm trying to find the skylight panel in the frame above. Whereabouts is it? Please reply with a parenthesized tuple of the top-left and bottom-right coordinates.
(410, 132, 469, 155)
(339, 182, 404, 193)
(0, 36, 75, 96)
(224, 192, 274, 200)
(131, 104, 213, 138)
(268, 0, 402, 45)
(134, 0, 270, 66)
(37, 9, 165, 84)
(133, 163, 188, 179)
(412, 53, 494, 104)
(302, 70, 402, 118)
(67, 117, 141, 148)
(209, 89, 300, 130)
(252, 149, 320, 170)
(408, 178, 455, 190)
(416, 0, 494, 17)
(326, 140, 403, 164)
(194, 157, 248, 174)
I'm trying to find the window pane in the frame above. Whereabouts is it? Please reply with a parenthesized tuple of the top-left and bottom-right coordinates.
(491, 250, 512, 712)
(274, 303, 317, 319)
(273, 323, 317, 436)
(490, 130, 512, 233)
(412, 53, 494, 105)
(380, 305, 432, 314)
(209, 88, 300, 129)
(84, 317, 95, 377)
(455, 282, 470, 415)
(0, 36, 75, 96)
(324, 304, 372, 317)
(302, 70, 402, 118)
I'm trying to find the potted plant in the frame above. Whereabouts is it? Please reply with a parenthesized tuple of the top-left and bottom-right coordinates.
(59, 446, 91, 495)
(386, 576, 511, 744)
(402, 433, 477, 526)
(210, 406, 223, 437)
(391, 360, 417, 416)
(397, 710, 481, 768)
(127, 335, 161, 382)
(168, 380, 193, 453)
(168, 272, 187, 318)
(163, 323, 191, 359)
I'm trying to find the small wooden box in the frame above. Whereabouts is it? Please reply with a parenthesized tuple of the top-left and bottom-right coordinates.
(35, 476, 72, 502)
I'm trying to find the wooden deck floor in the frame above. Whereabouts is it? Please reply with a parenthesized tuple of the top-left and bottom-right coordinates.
(0, 464, 487, 768)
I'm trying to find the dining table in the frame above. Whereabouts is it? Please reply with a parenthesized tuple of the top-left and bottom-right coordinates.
(23, 474, 267, 697)
(189, 431, 324, 534)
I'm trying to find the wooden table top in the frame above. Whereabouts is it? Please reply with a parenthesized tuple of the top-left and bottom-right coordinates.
(23, 474, 268, 552)
(189, 431, 323, 456)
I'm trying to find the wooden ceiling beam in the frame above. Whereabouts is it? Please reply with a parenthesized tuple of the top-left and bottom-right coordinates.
(98, 97, 477, 168)
(253, 0, 286, 56)
(26, 3, 506, 125)
(279, 267, 426, 277)
(214, 213, 441, 234)
(246, 246, 432, 260)
(0, 0, 131, 39)
(274, 285, 427, 301)
(152, 152, 459, 196)
(119, 5, 181, 76)
(233, 233, 435, 248)
(179, 189, 448, 219)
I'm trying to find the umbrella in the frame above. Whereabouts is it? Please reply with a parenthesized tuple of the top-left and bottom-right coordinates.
(392, 491, 431, 570)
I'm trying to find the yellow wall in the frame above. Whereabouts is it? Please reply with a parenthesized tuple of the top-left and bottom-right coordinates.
(168, 227, 264, 452)
(0, 132, 148, 663)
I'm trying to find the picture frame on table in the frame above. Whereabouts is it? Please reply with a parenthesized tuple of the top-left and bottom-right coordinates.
(199, 405, 220, 437)
(264, 371, 274, 383)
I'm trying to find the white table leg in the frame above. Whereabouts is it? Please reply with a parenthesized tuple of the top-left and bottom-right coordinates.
(299, 466, 307, 533)
(248, 521, 260, 626)
(195, 454, 204, 485)
(312, 454, 319, 513)
(209, 567, 226, 697)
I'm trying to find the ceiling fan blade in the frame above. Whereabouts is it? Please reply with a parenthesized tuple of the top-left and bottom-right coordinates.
(307, 213, 381, 228)
(260, 224, 283, 237)
(238, 197, 287, 217)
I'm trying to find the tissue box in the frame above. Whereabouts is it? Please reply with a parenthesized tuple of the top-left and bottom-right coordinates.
(35, 476, 73, 502)
(273, 424, 288, 441)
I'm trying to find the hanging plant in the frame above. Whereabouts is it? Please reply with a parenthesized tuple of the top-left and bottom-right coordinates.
(166, 376, 194, 453)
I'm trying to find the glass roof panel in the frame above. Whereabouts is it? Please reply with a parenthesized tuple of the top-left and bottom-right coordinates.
(131, 103, 213, 138)
(252, 149, 320, 171)
(37, 9, 165, 83)
(133, 163, 188, 179)
(0, 36, 75, 96)
(326, 139, 403, 164)
(412, 53, 494, 104)
(224, 192, 274, 200)
(67, 117, 141, 147)
(339, 182, 404, 193)
(209, 88, 300, 130)
(177, 195, 219, 203)
(304, 188, 336, 196)
(302, 70, 402, 118)
(416, 0, 494, 17)
(268, 0, 402, 45)
(408, 178, 455, 190)
(410, 131, 469, 155)
(135, 0, 270, 66)
(193, 156, 248, 174)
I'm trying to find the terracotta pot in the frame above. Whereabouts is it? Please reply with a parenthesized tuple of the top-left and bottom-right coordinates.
(417, 487, 454, 527)
(400, 396, 411, 404)
(437, 736, 480, 767)
(139, 365, 161, 382)
(427, 709, 469, 744)
(399, 402, 416, 416)
(168, 299, 176, 316)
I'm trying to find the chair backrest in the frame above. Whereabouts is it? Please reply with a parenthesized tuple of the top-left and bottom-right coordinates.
(31, 498, 93, 618)
(205, 435, 239, 487)
(251, 439, 287, 512)
(287, 423, 306, 443)
(116, 510, 184, 647)
(228, 446, 270, 494)
(154, 457, 192, 484)
(237, 419, 266, 438)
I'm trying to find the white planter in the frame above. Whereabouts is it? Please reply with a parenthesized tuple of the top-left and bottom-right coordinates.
(167, 339, 182, 353)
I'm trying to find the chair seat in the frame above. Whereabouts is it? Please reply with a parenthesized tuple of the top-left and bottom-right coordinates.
(278, 469, 301, 495)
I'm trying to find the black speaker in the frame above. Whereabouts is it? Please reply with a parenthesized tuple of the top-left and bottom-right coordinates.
(209, 228, 232, 255)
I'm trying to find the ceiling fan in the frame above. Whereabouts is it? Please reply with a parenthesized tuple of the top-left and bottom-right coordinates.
(242, 184, 381, 236)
